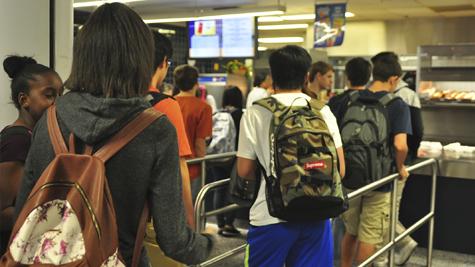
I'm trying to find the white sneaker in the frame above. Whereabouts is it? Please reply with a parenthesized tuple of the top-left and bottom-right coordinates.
(395, 239, 418, 265)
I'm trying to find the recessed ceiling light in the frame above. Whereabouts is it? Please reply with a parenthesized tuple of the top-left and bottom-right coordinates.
(73, 0, 143, 8)
(143, 6, 285, 23)
(259, 11, 355, 21)
(258, 47, 268, 51)
(258, 37, 304, 43)
(258, 24, 308, 30)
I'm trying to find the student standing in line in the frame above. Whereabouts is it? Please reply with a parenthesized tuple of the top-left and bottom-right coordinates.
(372, 52, 423, 164)
(0, 56, 63, 255)
(327, 57, 372, 262)
(148, 31, 195, 228)
(174, 65, 213, 202)
(237, 45, 345, 266)
(305, 61, 335, 101)
(337, 57, 411, 267)
(13, 4, 213, 266)
(328, 57, 372, 122)
(371, 52, 422, 266)
(209, 86, 243, 237)
(246, 70, 272, 109)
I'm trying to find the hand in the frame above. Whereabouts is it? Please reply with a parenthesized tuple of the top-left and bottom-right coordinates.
(398, 166, 409, 180)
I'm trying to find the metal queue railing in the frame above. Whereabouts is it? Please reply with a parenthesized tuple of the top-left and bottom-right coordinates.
(187, 153, 437, 267)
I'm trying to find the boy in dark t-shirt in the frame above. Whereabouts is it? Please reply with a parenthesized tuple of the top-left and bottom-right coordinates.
(336, 57, 412, 267)
(328, 57, 371, 122)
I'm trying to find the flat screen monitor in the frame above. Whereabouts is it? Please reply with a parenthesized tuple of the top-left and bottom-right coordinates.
(188, 17, 256, 58)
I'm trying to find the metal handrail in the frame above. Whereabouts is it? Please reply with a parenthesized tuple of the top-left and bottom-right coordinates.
(186, 152, 237, 188)
(191, 153, 437, 267)
(350, 158, 437, 267)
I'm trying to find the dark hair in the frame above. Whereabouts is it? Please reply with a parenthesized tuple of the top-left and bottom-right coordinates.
(372, 58, 402, 82)
(402, 71, 416, 91)
(222, 86, 243, 110)
(174, 65, 199, 92)
(3, 55, 56, 109)
(371, 51, 399, 64)
(152, 30, 173, 70)
(253, 70, 269, 87)
(309, 61, 334, 82)
(66, 3, 154, 98)
(345, 57, 371, 87)
(269, 45, 311, 90)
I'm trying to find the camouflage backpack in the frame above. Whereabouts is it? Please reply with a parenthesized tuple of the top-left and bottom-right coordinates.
(255, 97, 348, 221)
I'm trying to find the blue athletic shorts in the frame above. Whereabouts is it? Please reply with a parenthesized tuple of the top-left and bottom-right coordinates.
(245, 220, 333, 267)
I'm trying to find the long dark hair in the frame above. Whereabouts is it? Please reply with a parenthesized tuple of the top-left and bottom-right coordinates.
(222, 86, 243, 110)
(66, 3, 154, 98)
(3, 55, 57, 109)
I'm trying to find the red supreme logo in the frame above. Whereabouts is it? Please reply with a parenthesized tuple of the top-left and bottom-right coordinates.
(304, 161, 326, 170)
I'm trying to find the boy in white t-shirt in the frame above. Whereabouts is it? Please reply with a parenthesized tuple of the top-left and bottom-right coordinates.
(246, 70, 272, 109)
(237, 45, 345, 266)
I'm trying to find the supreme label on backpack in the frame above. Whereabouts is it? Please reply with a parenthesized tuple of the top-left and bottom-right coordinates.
(304, 160, 326, 170)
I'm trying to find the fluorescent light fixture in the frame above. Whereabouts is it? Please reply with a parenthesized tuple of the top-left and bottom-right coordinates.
(259, 11, 355, 21)
(73, 0, 142, 8)
(157, 29, 176, 34)
(145, 17, 192, 23)
(258, 47, 268, 51)
(258, 37, 304, 43)
(258, 24, 308, 30)
(258, 16, 284, 22)
(143, 6, 285, 24)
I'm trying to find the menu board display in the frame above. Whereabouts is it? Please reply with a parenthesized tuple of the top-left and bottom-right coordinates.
(189, 17, 255, 58)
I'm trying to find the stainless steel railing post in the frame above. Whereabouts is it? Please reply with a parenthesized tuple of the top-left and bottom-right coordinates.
(388, 177, 398, 267)
(356, 158, 437, 267)
(427, 161, 437, 267)
(201, 160, 206, 189)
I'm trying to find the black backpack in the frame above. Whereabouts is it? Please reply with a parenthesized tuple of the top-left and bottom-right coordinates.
(147, 91, 175, 106)
(340, 91, 399, 189)
(228, 161, 261, 207)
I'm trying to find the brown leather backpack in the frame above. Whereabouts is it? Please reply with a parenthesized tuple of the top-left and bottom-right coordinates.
(1, 106, 162, 267)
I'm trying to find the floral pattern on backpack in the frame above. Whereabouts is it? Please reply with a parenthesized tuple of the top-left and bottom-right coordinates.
(10, 200, 86, 264)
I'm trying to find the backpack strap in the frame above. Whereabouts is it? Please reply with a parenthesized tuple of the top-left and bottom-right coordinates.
(93, 107, 162, 267)
(347, 90, 360, 104)
(309, 99, 326, 111)
(47, 105, 68, 155)
(147, 91, 175, 107)
(254, 97, 286, 114)
(93, 107, 163, 162)
(379, 93, 399, 107)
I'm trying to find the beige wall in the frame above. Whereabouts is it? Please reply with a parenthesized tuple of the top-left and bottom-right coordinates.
(0, 0, 50, 129)
(0, 0, 73, 129)
(323, 21, 387, 56)
(386, 17, 475, 54)
(310, 16, 475, 57)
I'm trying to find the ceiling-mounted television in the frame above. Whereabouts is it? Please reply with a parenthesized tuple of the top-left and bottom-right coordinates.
(188, 17, 256, 58)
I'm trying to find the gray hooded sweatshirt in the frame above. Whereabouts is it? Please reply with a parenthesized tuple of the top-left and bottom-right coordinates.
(15, 91, 212, 266)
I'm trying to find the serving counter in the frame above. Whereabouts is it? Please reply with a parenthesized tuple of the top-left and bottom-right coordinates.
(400, 155, 475, 255)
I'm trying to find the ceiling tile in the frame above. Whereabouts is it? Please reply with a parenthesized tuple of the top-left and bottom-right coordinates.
(417, 0, 475, 6)
(440, 10, 475, 17)
(388, 7, 439, 17)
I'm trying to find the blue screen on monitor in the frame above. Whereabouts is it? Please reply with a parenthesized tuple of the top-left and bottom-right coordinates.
(188, 17, 255, 58)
